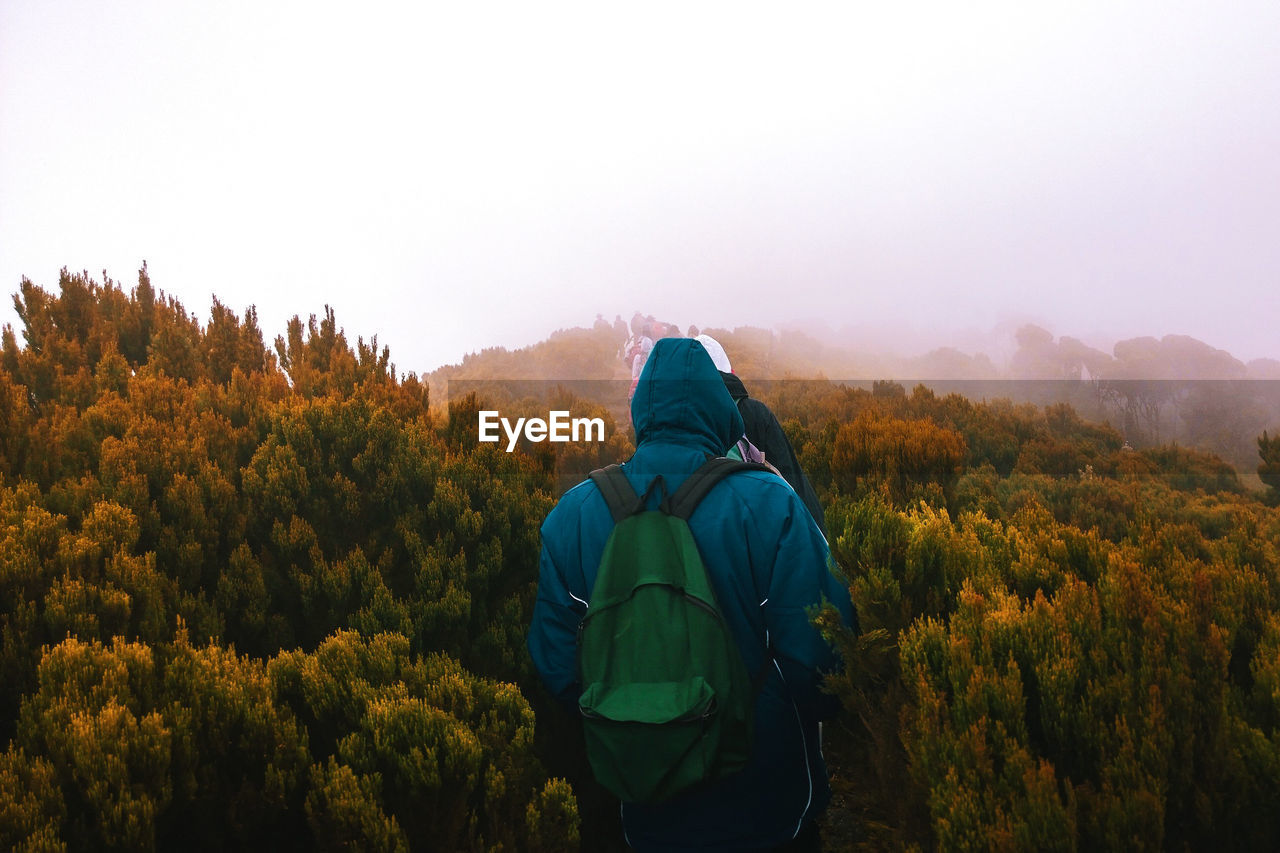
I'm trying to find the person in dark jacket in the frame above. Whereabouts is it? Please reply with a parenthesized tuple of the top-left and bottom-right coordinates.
(694, 335, 829, 539)
(528, 337, 856, 852)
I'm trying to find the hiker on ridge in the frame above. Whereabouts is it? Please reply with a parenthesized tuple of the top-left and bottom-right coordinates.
(696, 334, 829, 539)
(624, 322, 654, 400)
(529, 337, 856, 852)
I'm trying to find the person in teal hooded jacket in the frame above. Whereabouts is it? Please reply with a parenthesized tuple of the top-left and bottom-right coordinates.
(528, 337, 857, 852)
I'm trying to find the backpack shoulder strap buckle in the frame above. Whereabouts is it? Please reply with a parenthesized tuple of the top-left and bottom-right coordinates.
(588, 465, 670, 524)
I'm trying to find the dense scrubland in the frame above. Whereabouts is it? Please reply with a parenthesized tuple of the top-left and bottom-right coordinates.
(2, 268, 1279, 851)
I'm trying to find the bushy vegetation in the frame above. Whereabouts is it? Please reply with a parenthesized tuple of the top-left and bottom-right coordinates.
(773, 383, 1280, 851)
(0, 268, 577, 851)
(3, 269, 1278, 850)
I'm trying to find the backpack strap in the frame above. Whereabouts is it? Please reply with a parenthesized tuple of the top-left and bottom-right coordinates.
(663, 454, 779, 690)
(663, 456, 773, 521)
(588, 464, 644, 524)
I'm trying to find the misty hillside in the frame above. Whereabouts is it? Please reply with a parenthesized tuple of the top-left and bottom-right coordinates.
(432, 314, 1280, 384)
(431, 315, 1280, 481)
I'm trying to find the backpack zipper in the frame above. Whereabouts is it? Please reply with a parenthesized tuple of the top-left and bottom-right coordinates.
(579, 698, 717, 724)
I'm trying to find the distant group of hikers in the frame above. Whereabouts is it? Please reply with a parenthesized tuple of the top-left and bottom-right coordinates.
(615, 312, 689, 400)
(529, 328, 857, 851)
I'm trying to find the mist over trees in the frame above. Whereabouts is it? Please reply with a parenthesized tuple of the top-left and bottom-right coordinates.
(3, 268, 1279, 850)
(435, 318, 1280, 484)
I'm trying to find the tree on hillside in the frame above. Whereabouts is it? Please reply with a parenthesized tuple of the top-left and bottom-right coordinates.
(1260, 431, 1280, 503)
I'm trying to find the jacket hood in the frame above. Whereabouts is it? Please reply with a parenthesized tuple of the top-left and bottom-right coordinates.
(694, 334, 733, 373)
(631, 338, 743, 456)
(720, 370, 749, 402)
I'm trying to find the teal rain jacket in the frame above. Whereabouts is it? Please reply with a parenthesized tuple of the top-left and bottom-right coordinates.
(528, 337, 857, 852)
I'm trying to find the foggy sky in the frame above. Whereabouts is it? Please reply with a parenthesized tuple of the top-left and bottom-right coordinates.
(2, 2, 1278, 374)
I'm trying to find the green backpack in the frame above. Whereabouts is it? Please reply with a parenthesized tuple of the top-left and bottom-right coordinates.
(578, 457, 771, 803)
